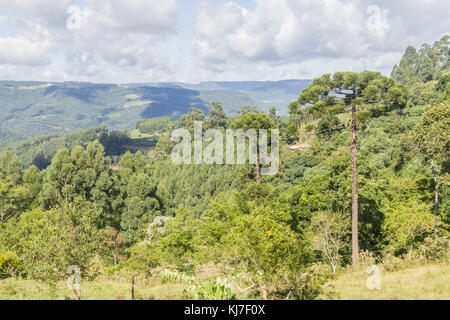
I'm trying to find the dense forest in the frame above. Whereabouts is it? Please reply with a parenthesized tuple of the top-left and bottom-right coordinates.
(0, 36, 448, 300)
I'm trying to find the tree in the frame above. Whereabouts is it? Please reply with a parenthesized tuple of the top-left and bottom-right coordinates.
(207, 102, 227, 129)
(0, 179, 29, 224)
(223, 206, 325, 300)
(392, 35, 449, 85)
(45, 148, 76, 204)
(107, 228, 125, 266)
(120, 173, 162, 244)
(0, 202, 107, 284)
(383, 198, 437, 248)
(288, 101, 306, 127)
(0, 150, 22, 185)
(23, 165, 42, 207)
(177, 107, 205, 130)
(285, 123, 299, 144)
(411, 104, 450, 228)
(269, 106, 280, 129)
(307, 211, 350, 273)
(296, 71, 408, 266)
(231, 107, 274, 183)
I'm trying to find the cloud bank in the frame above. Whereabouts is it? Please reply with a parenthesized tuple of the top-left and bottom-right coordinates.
(0, 0, 448, 82)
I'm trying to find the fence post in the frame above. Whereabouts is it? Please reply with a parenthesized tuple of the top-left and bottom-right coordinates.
(131, 275, 135, 300)
(448, 240, 450, 266)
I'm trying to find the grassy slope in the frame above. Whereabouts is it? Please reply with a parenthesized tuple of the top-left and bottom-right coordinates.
(0, 276, 186, 300)
(1, 264, 448, 300)
(327, 264, 450, 300)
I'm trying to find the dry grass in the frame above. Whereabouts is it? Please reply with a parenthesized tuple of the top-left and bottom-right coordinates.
(326, 264, 450, 300)
(0, 275, 188, 300)
(2, 264, 448, 300)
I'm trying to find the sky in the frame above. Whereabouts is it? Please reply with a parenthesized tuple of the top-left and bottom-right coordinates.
(0, 0, 448, 84)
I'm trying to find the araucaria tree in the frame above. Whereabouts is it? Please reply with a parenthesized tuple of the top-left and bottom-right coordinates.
(293, 71, 408, 265)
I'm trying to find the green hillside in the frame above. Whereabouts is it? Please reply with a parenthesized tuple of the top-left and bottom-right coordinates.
(0, 80, 311, 145)
(0, 82, 205, 144)
(0, 36, 448, 301)
(0, 127, 132, 169)
(128, 79, 312, 114)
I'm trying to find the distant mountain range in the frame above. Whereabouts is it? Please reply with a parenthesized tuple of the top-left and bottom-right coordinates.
(0, 79, 311, 144)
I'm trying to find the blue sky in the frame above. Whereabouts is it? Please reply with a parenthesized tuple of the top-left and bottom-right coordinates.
(0, 0, 448, 83)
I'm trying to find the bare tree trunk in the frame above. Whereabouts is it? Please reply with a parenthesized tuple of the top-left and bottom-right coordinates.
(261, 287, 268, 300)
(255, 153, 261, 184)
(351, 105, 359, 267)
(434, 176, 439, 236)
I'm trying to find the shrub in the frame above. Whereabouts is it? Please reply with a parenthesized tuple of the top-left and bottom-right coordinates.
(187, 278, 236, 300)
(161, 269, 195, 284)
(305, 123, 315, 133)
(382, 252, 410, 272)
(0, 250, 22, 276)
(419, 237, 450, 263)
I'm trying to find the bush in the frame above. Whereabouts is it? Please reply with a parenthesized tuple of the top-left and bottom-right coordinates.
(419, 237, 450, 263)
(305, 123, 315, 133)
(111, 243, 161, 275)
(187, 278, 236, 300)
(161, 269, 196, 284)
(381, 252, 410, 272)
(0, 250, 22, 276)
(0, 205, 106, 282)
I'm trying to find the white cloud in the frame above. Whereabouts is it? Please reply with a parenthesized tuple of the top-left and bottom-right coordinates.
(85, 0, 178, 34)
(192, 0, 450, 80)
(0, 35, 52, 66)
(0, 0, 179, 81)
(0, 19, 53, 66)
(0, 0, 449, 82)
(0, 0, 73, 28)
(194, 0, 374, 62)
(0, 0, 178, 33)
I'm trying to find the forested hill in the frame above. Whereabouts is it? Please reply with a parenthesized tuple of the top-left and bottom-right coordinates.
(127, 80, 312, 113)
(0, 36, 448, 300)
(0, 80, 311, 144)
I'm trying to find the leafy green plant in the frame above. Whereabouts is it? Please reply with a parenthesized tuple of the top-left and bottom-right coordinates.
(188, 278, 236, 300)
(161, 269, 195, 284)
(0, 250, 22, 276)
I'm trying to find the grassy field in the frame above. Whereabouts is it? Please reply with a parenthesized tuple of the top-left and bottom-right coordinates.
(0, 275, 187, 300)
(1, 264, 448, 300)
(327, 264, 450, 300)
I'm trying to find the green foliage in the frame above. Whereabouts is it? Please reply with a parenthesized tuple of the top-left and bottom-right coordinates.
(188, 278, 236, 300)
(316, 115, 342, 137)
(306, 211, 350, 273)
(0, 39, 449, 299)
(160, 269, 196, 284)
(0, 127, 122, 169)
(382, 198, 437, 248)
(0, 250, 22, 276)
(0, 203, 106, 282)
(231, 107, 274, 132)
(206, 102, 228, 129)
(392, 35, 449, 85)
(297, 71, 407, 118)
(136, 117, 173, 135)
(411, 104, 450, 169)
(285, 123, 299, 144)
(0, 178, 31, 224)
